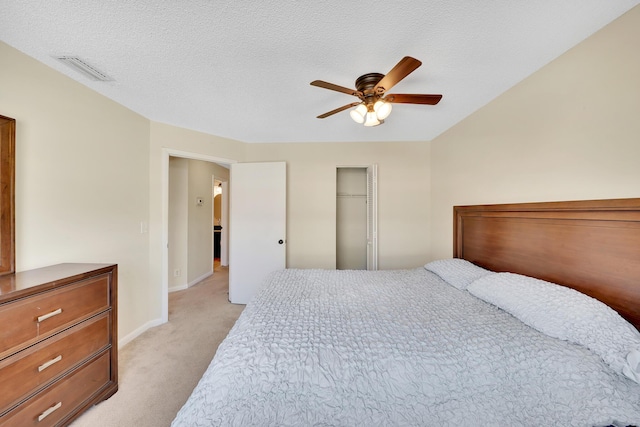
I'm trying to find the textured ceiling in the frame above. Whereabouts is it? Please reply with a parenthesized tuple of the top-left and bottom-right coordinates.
(1, 1, 638, 143)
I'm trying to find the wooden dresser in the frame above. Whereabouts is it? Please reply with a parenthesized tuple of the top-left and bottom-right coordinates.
(0, 263, 117, 426)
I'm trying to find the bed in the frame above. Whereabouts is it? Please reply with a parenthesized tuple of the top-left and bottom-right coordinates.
(172, 198, 640, 427)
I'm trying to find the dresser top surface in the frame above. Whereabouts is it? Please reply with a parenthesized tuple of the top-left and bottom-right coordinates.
(0, 263, 116, 302)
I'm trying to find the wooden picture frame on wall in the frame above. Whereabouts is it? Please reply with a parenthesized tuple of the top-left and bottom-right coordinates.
(0, 115, 15, 275)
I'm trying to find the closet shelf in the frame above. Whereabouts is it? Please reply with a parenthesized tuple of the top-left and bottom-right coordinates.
(337, 193, 366, 198)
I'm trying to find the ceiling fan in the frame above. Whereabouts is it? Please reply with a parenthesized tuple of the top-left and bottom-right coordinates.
(310, 56, 442, 127)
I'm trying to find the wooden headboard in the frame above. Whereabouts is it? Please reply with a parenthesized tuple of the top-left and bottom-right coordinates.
(454, 198, 640, 331)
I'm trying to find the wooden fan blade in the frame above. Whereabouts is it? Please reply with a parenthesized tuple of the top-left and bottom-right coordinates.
(374, 56, 422, 93)
(317, 102, 361, 119)
(310, 80, 361, 97)
(385, 94, 442, 105)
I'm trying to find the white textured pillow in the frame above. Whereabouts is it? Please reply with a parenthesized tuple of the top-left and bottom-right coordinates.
(467, 272, 640, 383)
(424, 258, 493, 290)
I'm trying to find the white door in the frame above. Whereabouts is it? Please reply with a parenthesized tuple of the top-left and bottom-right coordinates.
(229, 162, 286, 304)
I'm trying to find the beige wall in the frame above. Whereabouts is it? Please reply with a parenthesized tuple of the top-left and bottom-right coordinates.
(169, 157, 188, 290)
(153, 128, 431, 277)
(0, 42, 152, 343)
(430, 6, 640, 260)
(247, 141, 431, 269)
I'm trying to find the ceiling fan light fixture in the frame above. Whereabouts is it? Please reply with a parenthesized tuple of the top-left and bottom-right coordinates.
(350, 103, 367, 124)
(364, 111, 381, 127)
(373, 99, 392, 120)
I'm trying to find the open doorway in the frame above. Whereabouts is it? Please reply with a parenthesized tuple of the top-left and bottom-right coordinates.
(212, 178, 229, 272)
(168, 158, 230, 291)
(161, 149, 237, 323)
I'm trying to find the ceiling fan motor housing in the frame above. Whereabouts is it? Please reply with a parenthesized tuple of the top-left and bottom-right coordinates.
(355, 73, 384, 104)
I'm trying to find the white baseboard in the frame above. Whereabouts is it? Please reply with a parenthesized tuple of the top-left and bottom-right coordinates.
(118, 318, 164, 349)
(168, 270, 213, 293)
(169, 284, 188, 293)
(188, 270, 213, 288)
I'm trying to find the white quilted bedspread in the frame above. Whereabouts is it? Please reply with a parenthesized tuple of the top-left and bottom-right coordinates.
(172, 269, 640, 427)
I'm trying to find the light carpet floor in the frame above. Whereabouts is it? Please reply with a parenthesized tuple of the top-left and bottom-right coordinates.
(70, 266, 244, 427)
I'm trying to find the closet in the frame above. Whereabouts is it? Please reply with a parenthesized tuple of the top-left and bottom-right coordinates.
(336, 166, 377, 270)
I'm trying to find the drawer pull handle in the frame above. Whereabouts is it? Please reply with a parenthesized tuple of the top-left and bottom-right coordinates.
(37, 308, 63, 323)
(38, 355, 63, 372)
(38, 401, 62, 422)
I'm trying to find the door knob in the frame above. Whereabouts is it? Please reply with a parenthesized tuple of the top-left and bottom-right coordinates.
(278, 239, 284, 244)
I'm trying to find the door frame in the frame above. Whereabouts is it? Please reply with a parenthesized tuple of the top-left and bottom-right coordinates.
(161, 148, 237, 323)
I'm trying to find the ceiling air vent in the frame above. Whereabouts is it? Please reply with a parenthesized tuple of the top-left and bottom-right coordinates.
(54, 56, 114, 81)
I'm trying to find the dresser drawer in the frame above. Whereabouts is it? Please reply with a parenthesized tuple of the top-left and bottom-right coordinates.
(0, 274, 110, 357)
(0, 312, 111, 414)
(0, 351, 111, 427)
